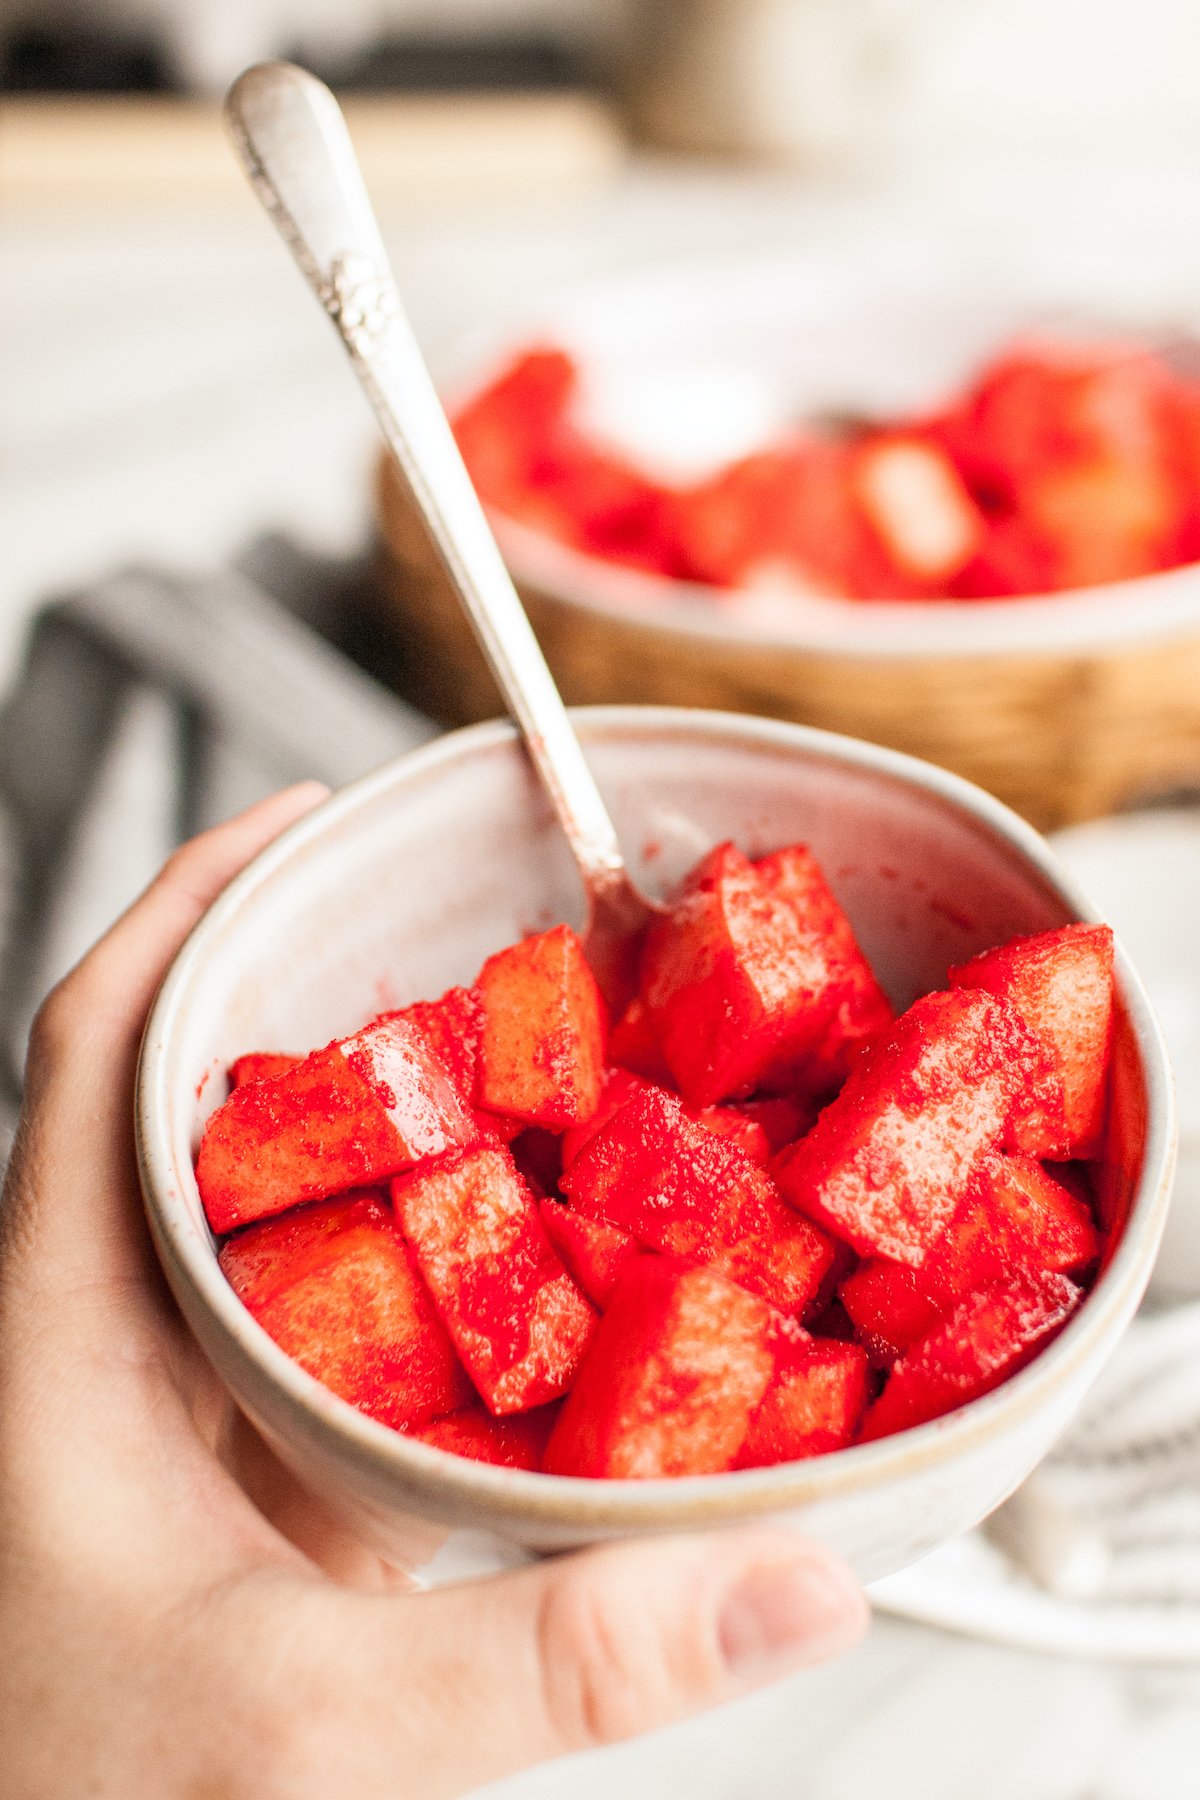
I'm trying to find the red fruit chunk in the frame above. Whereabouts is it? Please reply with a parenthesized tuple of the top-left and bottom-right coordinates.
(229, 1052, 301, 1089)
(839, 1259, 940, 1364)
(219, 1193, 468, 1427)
(775, 989, 1060, 1266)
(543, 1260, 775, 1478)
(476, 925, 606, 1129)
(951, 923, 1115, 1158)
(640, 840, 892, 1107)
(860, 1271, 1081, 1441)
(197, 1015, 479, 1234)
(736, 1333, 870, 1469)
(562, 1084, 836, 1317)
(538, 1201, 641, 1308)
(851, 435, 985, 584)
(840, 1152, 1098, 1358)
(392, 1145, 596, 1414)
(393, 986, 483, 1103)
(453, 347, 577, 516)
(412, 1403, 559, 1470)
(693, 1105, 772, 1165)
(560, 1068, 652, 1169)
(607, 994, 673, 1084)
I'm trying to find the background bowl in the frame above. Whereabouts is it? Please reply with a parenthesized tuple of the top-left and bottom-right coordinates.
(377, 255, 1200, 831)
(136, 709, 1175, 1582)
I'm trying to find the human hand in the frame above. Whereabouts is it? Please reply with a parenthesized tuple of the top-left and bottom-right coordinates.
(0, 785, 868, 1799)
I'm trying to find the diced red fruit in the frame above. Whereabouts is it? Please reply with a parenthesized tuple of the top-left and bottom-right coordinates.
(839, 1259, 940, 1365)
(560, 1068, 652, 1168)
(560, 1066, 771, 1170)
(859, 1271, 1082, 1441)
(452, 347, 577, 516)
(228, 1051, 301, 1089)
(775, 988, 1060, 1266)
(543, 1260, 775, 1478)
(693, 1105, 772, 1164)
(411, 1403, 560, 1470)
(840, 1152, 1099, 1359)
(476, 925, 607, 1129)
(607, 995, 673, 1084)
(950, 923, 1115, 1158)
(390, 986, 483, 1103)
(851, 435, 986, 583)
(392, 1145, 596, 1415)
(562, 1084, 836, 1318)
(736, 1334, 870, 1469)
(538, 1201, 641, 1308)
(197, 1014, 479, 1234)
(640, 840, 892, 1108)
(219, 1194, 469, 1427)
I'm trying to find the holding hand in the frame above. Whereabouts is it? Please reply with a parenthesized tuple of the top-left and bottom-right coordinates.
(0, 784, 867, 1799)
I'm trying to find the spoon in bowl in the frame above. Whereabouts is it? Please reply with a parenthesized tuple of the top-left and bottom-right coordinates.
(223, 60, 661, 1001)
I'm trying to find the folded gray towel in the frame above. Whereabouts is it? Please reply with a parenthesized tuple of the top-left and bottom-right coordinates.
(0, 543, 438, 1145)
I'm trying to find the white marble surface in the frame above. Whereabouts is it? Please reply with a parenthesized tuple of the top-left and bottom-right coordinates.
(7, 134, 1200, 1797)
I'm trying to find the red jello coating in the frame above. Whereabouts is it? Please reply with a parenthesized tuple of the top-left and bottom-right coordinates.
(562, 1082, 837, 1318)
(219, 1193, 469, 1428)
(198, 1014, 479, 1234)
(392, 1145, 596, 1415)
(951, 923, 1115, 1159)
(860, 1271, 1081, 1441)
(476, 924, 607, 1129)
(543, 1259, 776, 1478)
(775, 989, 1061, 1266)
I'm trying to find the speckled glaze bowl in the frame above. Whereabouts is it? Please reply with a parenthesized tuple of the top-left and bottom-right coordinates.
(135, 709, 1175, 1583)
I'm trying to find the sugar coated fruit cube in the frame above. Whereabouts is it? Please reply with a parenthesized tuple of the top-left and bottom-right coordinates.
(775, 989, 1061, 1265)
(840, 1152, 1099, 1359)
(411, 1403, 559, 1470)
(639, 840, 892, 1107)
(219, 1193, 469, 1428)
(229, 1051, 301, 1089)
(476, 925, 607, 1128)
(562, 1082, 836, 1317)
(538, 1200, 641, 1308)
(197, 1014, 479, 1234)
(951, 923, 1115, 1158)
(393, 1145, 596, 1414)
(736, 1332, 870, 1469)
(860, 1271, 1081, 1441)
(543, 1260, 776, 1478)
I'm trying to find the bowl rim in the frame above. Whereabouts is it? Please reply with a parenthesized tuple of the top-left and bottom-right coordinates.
(425, 247, 1200, 662)
(136, 707, 1177, 1533)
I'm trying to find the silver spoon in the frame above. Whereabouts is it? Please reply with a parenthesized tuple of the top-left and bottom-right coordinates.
(224, 60, 660, 999)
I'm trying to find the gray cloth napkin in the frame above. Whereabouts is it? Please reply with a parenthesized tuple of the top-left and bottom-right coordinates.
(0, 541, 438, 1153)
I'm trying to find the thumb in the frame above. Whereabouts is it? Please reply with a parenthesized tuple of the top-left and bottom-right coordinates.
(333, 1530, 867, 1797)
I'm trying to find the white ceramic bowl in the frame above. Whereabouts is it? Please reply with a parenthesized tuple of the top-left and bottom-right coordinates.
(136, 709, 1175, 1583)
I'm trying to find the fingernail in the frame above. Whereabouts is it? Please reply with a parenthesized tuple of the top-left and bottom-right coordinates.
(718, 1550, 868, 1682)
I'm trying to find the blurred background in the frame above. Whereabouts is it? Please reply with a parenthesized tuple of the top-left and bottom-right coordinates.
(8, 4, 1200, 1797)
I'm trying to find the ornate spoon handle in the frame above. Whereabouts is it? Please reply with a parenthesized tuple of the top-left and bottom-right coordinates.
(224, 62, 641, 921)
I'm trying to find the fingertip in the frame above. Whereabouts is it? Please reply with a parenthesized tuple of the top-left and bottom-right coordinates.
(715, 1537, 868, 1685)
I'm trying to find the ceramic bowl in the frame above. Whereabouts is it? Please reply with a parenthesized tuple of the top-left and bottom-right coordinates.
(135, 708, 1175, 1583)
(378, 255, 1200, 829)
